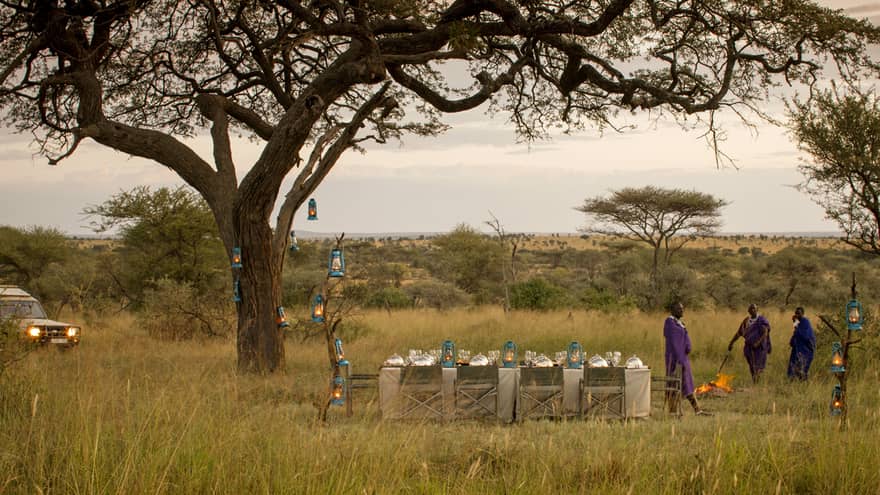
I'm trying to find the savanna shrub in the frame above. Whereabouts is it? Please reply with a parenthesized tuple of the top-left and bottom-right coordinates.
(578, 287, 637, 312)
(139, 279, 234, 340)
(405, 280, 470, 309)
(365, 287, 412, 310)
(509, 278, 571, 310)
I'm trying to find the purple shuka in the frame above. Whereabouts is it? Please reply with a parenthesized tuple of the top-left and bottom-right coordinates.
(664, 316, 695, 396)
(739, 315, 771, 378)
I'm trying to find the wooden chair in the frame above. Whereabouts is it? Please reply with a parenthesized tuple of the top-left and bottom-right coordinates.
(454, 366, 499, 420)
(582, 367, 626, 419)
(517, 367, 564, 421)
(344, 371, 378, 417)
(651, 366, 682, 417)
(398, 366, 444, 420)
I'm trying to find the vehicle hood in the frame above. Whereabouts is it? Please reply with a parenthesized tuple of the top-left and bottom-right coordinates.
(17, 318, 78, 328)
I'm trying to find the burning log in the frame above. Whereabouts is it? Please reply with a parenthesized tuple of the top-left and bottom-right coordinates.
(694, 373, 735, 397)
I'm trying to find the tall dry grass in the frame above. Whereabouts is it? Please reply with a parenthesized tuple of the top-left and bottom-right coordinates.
(1, 308, 879, 494)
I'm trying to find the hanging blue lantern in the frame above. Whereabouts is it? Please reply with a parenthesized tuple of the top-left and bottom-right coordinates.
(231, 247, 242, 269)
(328, 248, 345, 277)
(441, 340, 456, 368)
(311, 294, 325, 323)
(307, 198, 318, 220)
(331, 374, 345, 406)
(232, 279, 241, 302)
(566, 341, 584, 369)
(846, 299, 863, 331)
(830, 342, 845, 374)
(276, 306, 290, 328)
(830, 384, 843, 416)
(502, 340, 517, 368)
(335, 338, 349, 366)
(289, 231, 299, 252)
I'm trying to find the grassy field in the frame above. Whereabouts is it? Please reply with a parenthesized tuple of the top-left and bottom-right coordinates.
(2, 308, 878, 494)
(394, 233, 846, 255)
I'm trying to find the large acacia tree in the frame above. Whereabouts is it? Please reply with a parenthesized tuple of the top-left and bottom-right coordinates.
(1, 0, 878, 372)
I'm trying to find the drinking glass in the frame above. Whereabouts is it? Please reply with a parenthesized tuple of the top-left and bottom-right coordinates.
(487, 350, 500, 366)
(555, 351, 566, 367)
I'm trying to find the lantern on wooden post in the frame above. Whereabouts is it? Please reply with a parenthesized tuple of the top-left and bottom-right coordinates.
(830, 385, 843, 416)
(289, 231, 299, 252)
(231, 247, 242, 268)
(335, 338, 348, 366)
(567, 341, 584, 369)
(311, 294, 325, 323)
(276, 306, 290, 328)
(328, 248, 345, 277)
(307, 198, 318, 220)
(502, 340, 517, 368)
(331, 374, 345, 406)
(830, 342, 845, 374)
(441, 340, 456, 368)
(846, 299, 863, 331)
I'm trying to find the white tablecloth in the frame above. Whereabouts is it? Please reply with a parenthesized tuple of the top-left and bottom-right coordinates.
(379, 366, 651, 421)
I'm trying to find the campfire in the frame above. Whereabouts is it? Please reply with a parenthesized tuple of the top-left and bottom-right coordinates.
(694, 373, 735, 397)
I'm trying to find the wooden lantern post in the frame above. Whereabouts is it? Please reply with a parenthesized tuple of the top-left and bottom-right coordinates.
(820, 273, 864, 424)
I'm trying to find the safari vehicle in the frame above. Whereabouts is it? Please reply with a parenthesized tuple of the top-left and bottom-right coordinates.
(0, 285, 80, 347)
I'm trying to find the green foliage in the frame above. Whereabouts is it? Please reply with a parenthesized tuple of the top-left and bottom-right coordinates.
(789, 87, 880, 256)
(83, 186, 227, 305)
(365, 287, 412, 310)
(426, 224, 505, 301)
(509, 278, 571, 311)
(0, 225, 74, 301)
(577, 287, 637, 312)
(405, 280, 471, 309)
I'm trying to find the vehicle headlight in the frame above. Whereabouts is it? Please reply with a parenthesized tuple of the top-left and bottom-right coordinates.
(27, 326, 41, 337)
(67, 327, 79, 337)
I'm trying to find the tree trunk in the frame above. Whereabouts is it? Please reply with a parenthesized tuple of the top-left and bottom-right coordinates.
(235, 220, 285, 373)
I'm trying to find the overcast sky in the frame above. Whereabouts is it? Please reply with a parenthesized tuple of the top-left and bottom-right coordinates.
(2, 0, 878, 237)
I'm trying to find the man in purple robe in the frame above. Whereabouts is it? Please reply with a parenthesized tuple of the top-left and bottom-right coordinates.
(664, 302, 708, 415)
(787, 307, 816, 380)
(728, 303, 772, 383)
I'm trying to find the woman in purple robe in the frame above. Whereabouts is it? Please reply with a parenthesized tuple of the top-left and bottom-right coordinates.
(664, 302, 707, 415)
(787, 307, 816, 380)
(728, 303, 771, 383)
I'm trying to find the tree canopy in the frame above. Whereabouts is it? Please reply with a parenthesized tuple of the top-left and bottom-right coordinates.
(789, 88, 880, 256)
(83, 186, 227, 304)
(1, 0, 878, 371)
(576, 186, 728, 282)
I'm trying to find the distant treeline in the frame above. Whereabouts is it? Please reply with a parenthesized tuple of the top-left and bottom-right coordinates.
(1, 224, 875, 339)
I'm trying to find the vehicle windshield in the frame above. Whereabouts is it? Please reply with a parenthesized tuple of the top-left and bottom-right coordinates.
(0, 301, 48, 319)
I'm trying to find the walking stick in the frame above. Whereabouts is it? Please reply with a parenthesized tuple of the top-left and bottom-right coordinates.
(717, 350, 732, 375)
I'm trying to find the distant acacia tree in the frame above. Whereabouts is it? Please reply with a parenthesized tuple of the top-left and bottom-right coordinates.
(789, 88, 880, 256)
(1, 0, 878, 372)
(576, 186, 728, 287)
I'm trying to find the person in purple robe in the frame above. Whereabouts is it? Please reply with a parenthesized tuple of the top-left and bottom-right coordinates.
(727, 303, 772, 383)
(664, 302, 708, 415)
(787, 307, 816, 380)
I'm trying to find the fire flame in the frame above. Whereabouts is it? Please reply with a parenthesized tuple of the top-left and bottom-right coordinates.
(694, 373, 735, 395)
